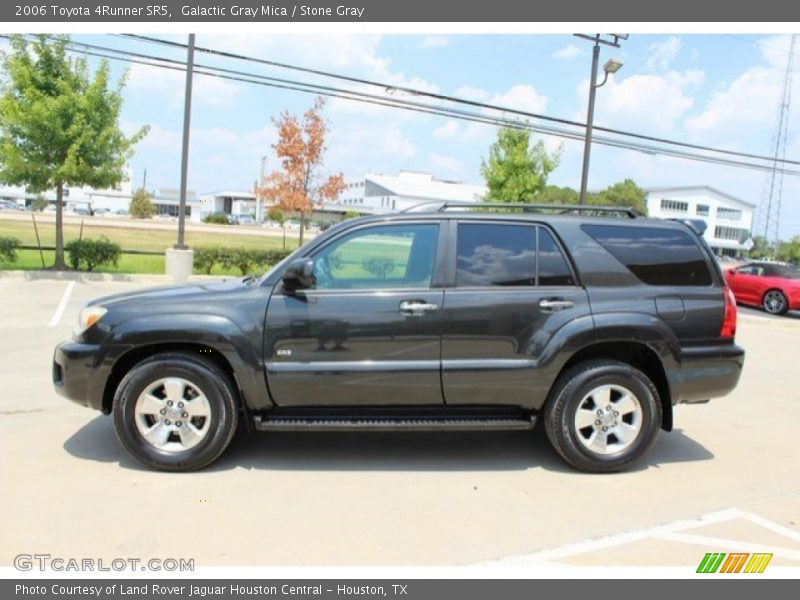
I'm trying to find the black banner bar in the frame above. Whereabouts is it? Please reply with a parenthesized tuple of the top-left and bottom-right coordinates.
(2, 0, 800, 22)
(3, 579, 797, 600)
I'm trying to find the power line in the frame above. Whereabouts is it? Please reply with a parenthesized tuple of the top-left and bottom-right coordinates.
(119, 33, 800, 169)
(5, 34, 800, 178)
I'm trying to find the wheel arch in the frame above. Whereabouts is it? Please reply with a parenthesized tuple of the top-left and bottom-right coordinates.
(554, 340, 673, 431)
(102, 343, 243, 416)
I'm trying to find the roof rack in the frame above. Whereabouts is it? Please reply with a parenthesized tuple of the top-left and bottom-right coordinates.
(402, 200, 640, 218)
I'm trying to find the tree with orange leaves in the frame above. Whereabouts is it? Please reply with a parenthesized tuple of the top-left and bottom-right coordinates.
(256, 97, 345, 245)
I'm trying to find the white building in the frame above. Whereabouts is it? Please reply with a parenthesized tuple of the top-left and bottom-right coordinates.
(0, 168, 135, 213)
(150, 188, 203, 222)
(645, 186, 755, 257)
(200, 190, 258, 219)
(333, 171, 486, 214)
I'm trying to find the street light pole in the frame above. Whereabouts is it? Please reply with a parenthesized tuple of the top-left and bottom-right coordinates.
(579, 39, 601, 204)
(575, 33, 627, 204)
(176, 33, 195, 249)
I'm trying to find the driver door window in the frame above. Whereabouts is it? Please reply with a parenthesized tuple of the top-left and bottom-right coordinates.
(312, 224, 439, 290)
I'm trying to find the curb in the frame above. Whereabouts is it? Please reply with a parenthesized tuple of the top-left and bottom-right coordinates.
(0, 269, 223, 283)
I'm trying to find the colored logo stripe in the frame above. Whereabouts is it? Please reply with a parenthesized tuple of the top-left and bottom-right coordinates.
(744, 553, 773, 573)
(697, 552, 773, 573)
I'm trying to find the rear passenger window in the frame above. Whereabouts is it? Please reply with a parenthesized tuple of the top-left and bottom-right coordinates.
(456, 223, 574, 287)
(582, 224, 712, 286)
(538, 228, 575, 286)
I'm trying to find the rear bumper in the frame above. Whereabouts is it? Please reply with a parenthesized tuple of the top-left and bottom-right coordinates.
(672, 344, 745, 405)
(53, 341, 107, 411)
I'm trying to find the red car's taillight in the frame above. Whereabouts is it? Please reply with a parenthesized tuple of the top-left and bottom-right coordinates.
(720, 286, 737, 339)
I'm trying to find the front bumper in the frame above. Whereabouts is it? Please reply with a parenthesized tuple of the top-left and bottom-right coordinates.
(53, 341, 106, 411)
(672, 344, 745, 405)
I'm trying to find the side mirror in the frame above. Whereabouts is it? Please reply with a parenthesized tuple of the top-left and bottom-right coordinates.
(727, 269, 736, 276)
(282, 258, 315, 292)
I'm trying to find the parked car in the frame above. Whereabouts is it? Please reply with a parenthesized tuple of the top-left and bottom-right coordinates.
(54, 203, 744, 472)
(0, 200, 19, 210)
(724, 261, 800, 315)
(232, 214, 256, 226)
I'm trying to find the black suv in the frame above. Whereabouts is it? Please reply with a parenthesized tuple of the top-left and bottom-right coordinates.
(53, 203, 744, 472)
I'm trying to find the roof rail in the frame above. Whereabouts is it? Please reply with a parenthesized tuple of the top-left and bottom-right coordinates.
(402, 200, 640, 218)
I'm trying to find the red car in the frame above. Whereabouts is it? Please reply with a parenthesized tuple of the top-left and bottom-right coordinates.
(725, 261, 800, 315)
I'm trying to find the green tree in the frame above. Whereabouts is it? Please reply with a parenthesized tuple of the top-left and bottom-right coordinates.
(129, 188, 155, 219)
(776, 236, 800, 264)
(267, 206, 288, 250)
(535, 185, 579, 205)
(30, 196, 49, 211)
(0, 35, 147, 269)
(593, 179, 648, 215)
(748, 235, 774, 260)
(480, 127, 561, 203)
(343, 210, 361, 220)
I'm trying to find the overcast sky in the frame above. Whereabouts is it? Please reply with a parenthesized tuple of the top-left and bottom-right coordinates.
(26, 34, 800, 238)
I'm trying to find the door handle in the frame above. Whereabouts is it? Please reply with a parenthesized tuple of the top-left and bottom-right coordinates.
(539, 298, 575, 312)
(399, 300, 439, 315)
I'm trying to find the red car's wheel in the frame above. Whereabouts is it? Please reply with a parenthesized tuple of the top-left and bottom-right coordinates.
(763, 289, 789, 315)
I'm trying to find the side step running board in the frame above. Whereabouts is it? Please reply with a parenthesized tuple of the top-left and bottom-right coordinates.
(253, 415, 537, 432)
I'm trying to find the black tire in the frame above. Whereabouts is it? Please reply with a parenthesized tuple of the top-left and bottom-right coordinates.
(544, 359, 661, 473)
(112, 352, 239, 471)
(762, 289, 789, 315)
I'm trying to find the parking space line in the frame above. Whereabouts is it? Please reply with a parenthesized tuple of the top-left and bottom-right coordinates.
(48, 281, 75, 327)
(739, 511, 800, 544)
(481, 509, 744, 565)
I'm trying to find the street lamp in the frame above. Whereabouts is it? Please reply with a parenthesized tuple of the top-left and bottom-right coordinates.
(575, 34, 626, 203)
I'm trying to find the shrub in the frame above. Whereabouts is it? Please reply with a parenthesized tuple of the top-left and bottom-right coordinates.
(191, 246, 293, 275)
(203, 212, 231, 225)
(362, 256, 394, 278)
(129, 189, 156, 219)
(0, 236, 21, 264)
(65, 237, 121, 271)
(193, 247, 220, 275)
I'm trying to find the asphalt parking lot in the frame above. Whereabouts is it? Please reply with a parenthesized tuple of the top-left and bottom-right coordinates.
(1, 272, 799, 568)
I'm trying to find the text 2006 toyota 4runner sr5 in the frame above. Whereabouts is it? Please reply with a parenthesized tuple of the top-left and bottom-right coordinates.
(53, 203, 744, 472)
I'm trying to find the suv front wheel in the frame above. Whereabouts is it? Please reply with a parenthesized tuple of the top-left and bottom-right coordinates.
(544, 359, 662, 473)
(113, 352, 239, 471)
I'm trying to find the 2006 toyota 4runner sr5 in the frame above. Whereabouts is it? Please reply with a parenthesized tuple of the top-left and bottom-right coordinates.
(54, 203, 744, 472)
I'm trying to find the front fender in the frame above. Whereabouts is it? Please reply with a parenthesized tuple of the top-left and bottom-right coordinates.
(107, 313, 271, 410)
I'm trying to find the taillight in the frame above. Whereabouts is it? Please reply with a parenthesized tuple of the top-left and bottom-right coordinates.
(720, 287, 737, 339)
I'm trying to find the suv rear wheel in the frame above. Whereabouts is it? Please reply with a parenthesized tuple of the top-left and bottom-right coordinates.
(544, 359, 661, 473)
(112, 352, 239, 471)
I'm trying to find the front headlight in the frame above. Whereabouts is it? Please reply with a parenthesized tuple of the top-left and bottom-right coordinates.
(74, 306, 107, 338)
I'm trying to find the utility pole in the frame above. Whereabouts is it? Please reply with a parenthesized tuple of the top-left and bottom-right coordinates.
(177, 33, 195, 249)
(141, 168, 147, 192)
(256, 154, 267, 222)
(575, 34, 627, 203)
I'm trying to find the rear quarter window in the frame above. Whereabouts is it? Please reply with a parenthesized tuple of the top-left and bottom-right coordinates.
(582, 224, 712, 286)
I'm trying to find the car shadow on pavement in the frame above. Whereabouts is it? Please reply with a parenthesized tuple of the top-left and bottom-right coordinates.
(63, 416, 714, 473)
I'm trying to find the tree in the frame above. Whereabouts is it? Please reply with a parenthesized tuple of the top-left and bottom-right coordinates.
(535, 185, 579, 205)
(267, 206, 288, 249)
(480, 127, 561, 203)
(343, 210, 361, 220)
(593, 179, 648, 215)
(30, 196, 49, 211)
(129, 188, 155, 219)
(776, 236, 800, 264)
(0, 35, 147, 269)
(256, 97, 345, 245)
(748, 235, 774, 260)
